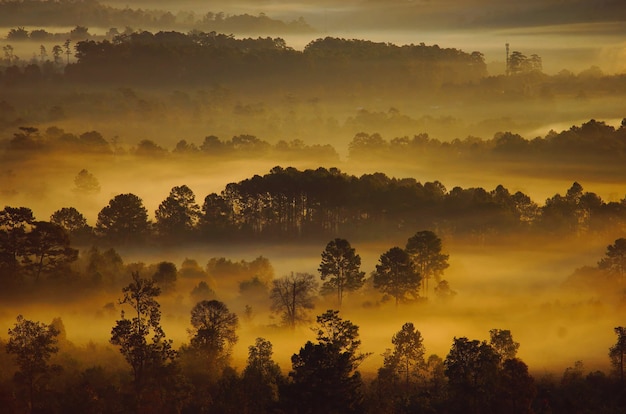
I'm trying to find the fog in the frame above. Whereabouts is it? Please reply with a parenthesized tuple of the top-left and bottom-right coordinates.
(2, 2, 626, 411)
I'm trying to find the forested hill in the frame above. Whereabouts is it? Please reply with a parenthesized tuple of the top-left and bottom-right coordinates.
(63, 32, 486, 87)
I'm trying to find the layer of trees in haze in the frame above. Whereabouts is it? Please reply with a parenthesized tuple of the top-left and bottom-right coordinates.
(2, 297, 626, 413)
(3, 163, 626, 248)
(2, 1, 626, 412)
(0, 0, 313, 34)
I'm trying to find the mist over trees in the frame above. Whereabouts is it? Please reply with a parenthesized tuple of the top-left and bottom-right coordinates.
(1, 2, 625, 412)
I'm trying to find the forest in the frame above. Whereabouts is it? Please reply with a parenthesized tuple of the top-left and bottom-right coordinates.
(2, 0, 626, 413)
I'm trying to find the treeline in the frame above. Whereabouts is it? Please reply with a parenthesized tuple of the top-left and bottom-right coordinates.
(40, 31, 485, 88)
(0, 126, 340, 162)
(2, 293, 626, 413)
(349, 118, 626, 164)
(3, 119, 626, 170)
(0, 0, 312, 34)
(3, 166, 626, 247)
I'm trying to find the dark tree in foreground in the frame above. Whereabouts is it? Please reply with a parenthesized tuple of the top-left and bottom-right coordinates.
(405, 230, 449, 296)
(373, 247, 421, 306)
(384, 322, 426, 388)
(270, 272, 317, 329)
(242, 338, 282, 414)
(610, 326, 626, 383)
(318, 238, 365, 307)
(444, 337, 501, 414)
(110, 272, 175, 399)
(286, 310, 365, 414)
(6, 315, 60, 414)
(96, 193, 150, 243)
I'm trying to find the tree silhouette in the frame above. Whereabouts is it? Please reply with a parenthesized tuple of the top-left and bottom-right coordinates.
(384, 322, 425, 388)
(0, 206, 34, 282)
(6, 315, 60, 413)
(318, 238, 365, 307)
(96, 193, 150, 243)
(598, 238, 626, 281)
(405, 230, 449, 296)
(50, 207, 91, 243)
(373, 247, 421, 306)
(110, 272, 175, 397)
(241, 337, 282, 413)
(270, 272, 317, 329)
(188, 299, 238, 371)
(444, 337, 501, 414)
(155, 185, 200, 240)
(609, 326, 626, 384)
(287, 310, 364, 414)
(489, 328, 520, 362)
(24, 221, 78, 283)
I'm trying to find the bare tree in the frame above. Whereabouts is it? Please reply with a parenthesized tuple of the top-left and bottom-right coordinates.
(270, 272, 317, 329)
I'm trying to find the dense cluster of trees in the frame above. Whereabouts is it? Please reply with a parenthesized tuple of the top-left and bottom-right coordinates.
(349, 118, 626, 164)
(5, 164, 626, 252)
(2, 291, 626, 413)
(50, 31, 486, 88)
(0, 126, 340, 163)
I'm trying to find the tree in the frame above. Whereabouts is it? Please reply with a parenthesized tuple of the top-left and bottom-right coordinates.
(151, 261, 177, 292)
(24, 221, 78, 282)
(489, 328, 520, 361)
(188, 299, 238, 370)
(155, 185, 200, 240)
(6, 315, 60, 414)
(269, 272, 318, 329)
(609, 326, 626, 383)
(318, 238, 365, 307)
(50, 207, 91, 243)
(96, 193, 150, 243)
(241, 338, 282, 414)
(0, 207, 34, 282)
(496, 358, 536, 414)
(444, 337, 501, 414)
(384, 322, 425, 387)
(598, 238, 626, 281)
(287, 311, 365, 414)
(110, 272, 175, 395)
(73, 169, 100, 194)
(373, 247, 421, 306)
(405, 230, 449, 296)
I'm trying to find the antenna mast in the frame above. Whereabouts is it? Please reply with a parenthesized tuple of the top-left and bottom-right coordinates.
(505, 43, 510, 75)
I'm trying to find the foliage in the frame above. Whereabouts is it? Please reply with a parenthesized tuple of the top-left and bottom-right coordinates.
(287, 310, 365, 414)
(6, 315, 60, 412)
(384, 322, 426, 387)
(154, 185, 200, 240)
(318, 238, 365, 306)
(489, 328, 520, 361)
(96, 193, 150, 244)
(405, 230, 449, 296)
(188, 300, 239, 370)
(110, 272, 175, 395)
(373, 247, 421, 305)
